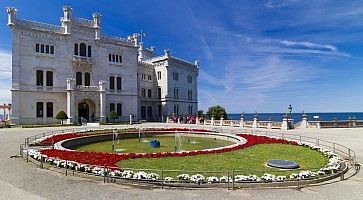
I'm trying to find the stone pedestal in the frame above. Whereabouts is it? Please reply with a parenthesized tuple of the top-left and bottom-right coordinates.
(282, 117, 288, 130)
(211, 117, 214, 126)
(301, 114, 308, 128)
(240, 117, 244, 128)
(267, 121, 272, 129)
(220, 118, 224, 127)
(253, 117, 258, 128)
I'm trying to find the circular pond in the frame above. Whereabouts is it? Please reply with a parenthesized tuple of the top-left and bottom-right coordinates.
(76, 135, 235, 153)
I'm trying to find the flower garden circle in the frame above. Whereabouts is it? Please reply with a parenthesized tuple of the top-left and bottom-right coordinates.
(23, 127, 351, 189)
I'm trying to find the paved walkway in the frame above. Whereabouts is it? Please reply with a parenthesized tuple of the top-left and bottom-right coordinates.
(0, 124, 362, 200)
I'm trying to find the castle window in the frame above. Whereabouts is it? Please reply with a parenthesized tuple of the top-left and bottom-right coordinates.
(173, 72, 179, 81)
(85, 73, 90, 86)
(148, 89, 152, 98)
(109, 54, 112, 62)
(110, 103, 115, 112)
(36, 44, 40, 53)
(36, 70, 43, 86)
(116, 55, 119, 63)
(117, 77, 122, 91)
(88, 46, 92, 57)
(117, 103, 122, 116)
(188, 105, 193, 115)
(157, 71, 161, 80)
(74, 43, 78, 55)
(119, 55, 122, 63)
(76, 72, 82, 85)
(174, 88, 179, 99)
(188, 90, 192, 101)
(112, 54, 115, 62)
(45, 45, 50, 54)
(50, 46, 54, 54)
(109, 76, 115, 90)
(158, 105, 162, 117)
(80, 43, 87, 57)
(46, 71, 53, 87)
(148, 75, 152, 80)
(40, 44, 45, 53)
(158, 87, 162, 98)
(141, 106, 146, 119)
(36, 102, 44, 117)
(46, 102, 53, 117)
(141, 88, 146, 97)
(173, 104, 179, 115)
(147, 106, 152, 119)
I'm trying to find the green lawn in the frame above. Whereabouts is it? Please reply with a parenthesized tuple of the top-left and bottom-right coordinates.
(76, 135, 234, 153)
(118, 144, 328, 177)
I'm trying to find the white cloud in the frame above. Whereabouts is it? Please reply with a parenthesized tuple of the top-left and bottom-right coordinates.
(0, 50, 11, 79)
(264, 0, 300, 9)
(0, 49, 12, 103)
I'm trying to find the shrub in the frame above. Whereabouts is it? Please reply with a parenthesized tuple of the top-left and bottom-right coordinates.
(206, 105, 227, 120)
(108, 111, 118, 123)
(56, 111, 68, 125)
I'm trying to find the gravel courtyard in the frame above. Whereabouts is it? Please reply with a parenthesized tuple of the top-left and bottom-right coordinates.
(0, 124, 362, 200)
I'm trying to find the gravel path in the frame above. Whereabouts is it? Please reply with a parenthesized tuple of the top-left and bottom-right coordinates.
(0, 124, 362, 200)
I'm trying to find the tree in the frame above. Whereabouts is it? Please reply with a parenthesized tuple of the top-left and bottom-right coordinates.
(197, 110, 204, 117)
(206, 105, 227, 120)
(108, 111, 118, 123)
(56, 111, 68, 125)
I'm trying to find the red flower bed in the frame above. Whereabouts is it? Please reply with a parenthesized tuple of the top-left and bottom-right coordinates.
(38, 128, 211, 146)
(40, 133, 297, 168)
(38, 133, 99, 146)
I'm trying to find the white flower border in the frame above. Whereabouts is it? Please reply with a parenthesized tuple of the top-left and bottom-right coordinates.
(25, 138, 343, 184)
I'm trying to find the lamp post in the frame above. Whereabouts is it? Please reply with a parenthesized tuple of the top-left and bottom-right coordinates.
(288, 105, 293, 129)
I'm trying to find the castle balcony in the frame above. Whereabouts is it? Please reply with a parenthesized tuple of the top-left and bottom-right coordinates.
(72, 55, 93, 68)
(75, 85, 100, 92)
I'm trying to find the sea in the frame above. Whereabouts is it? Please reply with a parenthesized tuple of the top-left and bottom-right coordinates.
(227, 112, 363, 122)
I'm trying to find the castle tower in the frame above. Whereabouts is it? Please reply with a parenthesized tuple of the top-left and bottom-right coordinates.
(61, 5, 72, 34)
(92, 13, 101, 40)
(6, 7, 17, 27)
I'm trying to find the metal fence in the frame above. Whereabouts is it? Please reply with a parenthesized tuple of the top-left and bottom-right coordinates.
(19, 124, 359, 189)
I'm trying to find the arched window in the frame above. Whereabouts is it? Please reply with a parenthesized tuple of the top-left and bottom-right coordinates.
(87, 45, 92, 57)
(76, 72, 82, 85)
(74, 43, 78, 55)
(85, 73, 90, 86)
(80, 43, 86, 57)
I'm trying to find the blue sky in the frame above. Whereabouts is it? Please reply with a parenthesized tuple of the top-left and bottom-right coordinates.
(1, 0, 363, 113)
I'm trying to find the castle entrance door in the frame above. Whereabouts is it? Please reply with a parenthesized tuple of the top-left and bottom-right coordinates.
(78, 102, 89, 123)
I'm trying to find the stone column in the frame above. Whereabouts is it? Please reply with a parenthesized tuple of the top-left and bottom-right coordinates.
(211, 117, 214, 126)
(301, 112, 308, 129)
(7, 106, 11, 121)
(220, 118, 224, 127)
(66, 78, 75, 124)
(253, 114, 258, 128)
(282, 115, 288, 130)
(129, 114, 133, 125)
(99, 80, 107, 123)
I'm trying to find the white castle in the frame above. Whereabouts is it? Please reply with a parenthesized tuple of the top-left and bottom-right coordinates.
(6, 6, 199, 124)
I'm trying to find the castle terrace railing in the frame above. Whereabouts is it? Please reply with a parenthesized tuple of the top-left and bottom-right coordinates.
(19, 124, 359, 190)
